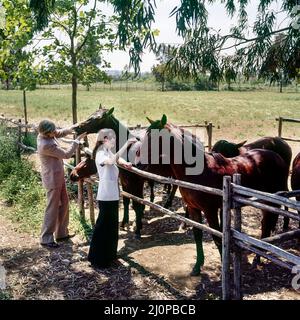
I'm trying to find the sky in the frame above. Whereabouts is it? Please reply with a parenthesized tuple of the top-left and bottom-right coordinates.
(100, 0, 288, 72)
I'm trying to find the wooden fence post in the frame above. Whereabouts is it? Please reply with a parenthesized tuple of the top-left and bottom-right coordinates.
(278, 117, 283, 137)
(222, 175, 232, 300)
(233, 174, 243, 300)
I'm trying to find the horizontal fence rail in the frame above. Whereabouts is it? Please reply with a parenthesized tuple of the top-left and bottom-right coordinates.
(232, 229, 300, 267)
(232, 184, 300, 212)
(276, 117, 300, 143)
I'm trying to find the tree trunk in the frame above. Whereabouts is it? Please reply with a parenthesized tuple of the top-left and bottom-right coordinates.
(72, 73, 85, 219)
(72, 75, 78, 124)
(23, 90, 28, 137)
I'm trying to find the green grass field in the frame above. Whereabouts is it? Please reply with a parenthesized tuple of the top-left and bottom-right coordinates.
(0, 89, 299, 143)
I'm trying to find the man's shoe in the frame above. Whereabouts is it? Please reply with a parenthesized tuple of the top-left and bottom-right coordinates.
(41, 242, 59, 248)
(56, 234, 76, 242)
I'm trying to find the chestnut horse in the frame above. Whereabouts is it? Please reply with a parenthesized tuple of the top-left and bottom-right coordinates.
(291, 152, 300, 228)
(212, 137, 292, 230)
(70, 108, 176, 238)
(136, 115, 289, 276)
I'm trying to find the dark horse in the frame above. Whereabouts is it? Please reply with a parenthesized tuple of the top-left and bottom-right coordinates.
(71, 108, 176, 238)
(212, 137, 292, 230)
(136, 115, 289, 276)
(291, 152, 300, 228)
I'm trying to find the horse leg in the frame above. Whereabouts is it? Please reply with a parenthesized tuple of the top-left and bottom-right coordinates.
(188, 207, 205, 276)
(179, 205, 189, 231)
(205, 206, 222, 257)
(283, 215, 289, 232)
(148, 180, 155, 203)
(121, 196, 130, 230)
(132, 201, 145, 240)
(164, 185, 178, 208)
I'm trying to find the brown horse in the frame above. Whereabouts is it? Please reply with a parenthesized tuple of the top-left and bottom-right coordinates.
(70, 108, 176, 238)
(136, 115, 289, 276)
(212, 137, 292, 167)
(212, 137, 292, 230)
(291, 152, 300, 228)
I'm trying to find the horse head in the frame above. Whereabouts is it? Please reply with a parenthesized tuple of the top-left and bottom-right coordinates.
(212, 139, 247, 157)
(72, 107, 117, 135)
(136, 114, 203, 176)
(70, 154, 97, 182)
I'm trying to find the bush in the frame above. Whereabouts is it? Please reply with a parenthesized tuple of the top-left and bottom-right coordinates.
(166, 80, 194, 91)
(0, 125, 19, 182)
(22, 132, 37, 150)
(194, 76, 218, 91)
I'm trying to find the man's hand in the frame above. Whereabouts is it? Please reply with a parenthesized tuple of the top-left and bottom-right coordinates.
(77, 132, 87, 140)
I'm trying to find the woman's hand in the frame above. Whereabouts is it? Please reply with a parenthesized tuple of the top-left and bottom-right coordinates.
(123, 161, 133, 169)
(127, 137, 137, 145)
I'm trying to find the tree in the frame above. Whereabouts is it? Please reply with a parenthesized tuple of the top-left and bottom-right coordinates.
(0, 0, 36, 127)
(38, 0, 115, 124)
(152, 63, 171, 91)
(259, 33, 300, 92)
(29, 0, 300, 77)
(13, 52, 39, 135)
(222, 56, 238, 90)
(0, 0, 35, 90)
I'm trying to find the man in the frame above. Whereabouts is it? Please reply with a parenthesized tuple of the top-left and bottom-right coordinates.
(37, 119, 86, 248)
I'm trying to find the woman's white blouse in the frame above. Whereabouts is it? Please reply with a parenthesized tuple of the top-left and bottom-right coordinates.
(95, 148, 120, 201)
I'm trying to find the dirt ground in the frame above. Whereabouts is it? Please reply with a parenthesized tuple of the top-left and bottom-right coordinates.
(1, 183, 300, 300)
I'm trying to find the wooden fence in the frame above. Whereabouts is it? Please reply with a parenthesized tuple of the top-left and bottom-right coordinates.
(276, 117, 300, 142)
(1, 115, 300, 300)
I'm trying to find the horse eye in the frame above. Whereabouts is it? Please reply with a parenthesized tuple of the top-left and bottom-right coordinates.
(136, 149, 140, 157)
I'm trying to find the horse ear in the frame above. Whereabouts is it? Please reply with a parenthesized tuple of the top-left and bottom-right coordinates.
(146, 117, 155, 124)
(236, 140, 247, 148)
(106, 107, 114, 116)
(161, 114, 167, 127)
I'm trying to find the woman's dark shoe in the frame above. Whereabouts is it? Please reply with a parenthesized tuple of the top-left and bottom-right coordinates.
(41, 242, 59, 248)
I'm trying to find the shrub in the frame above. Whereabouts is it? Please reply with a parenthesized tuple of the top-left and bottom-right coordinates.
(22, 132, 37, 150)
(0, 125, 19, 182)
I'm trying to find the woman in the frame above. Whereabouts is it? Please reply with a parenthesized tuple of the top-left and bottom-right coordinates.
(37, 119, 87, 248)
(88, 128, 136, 268)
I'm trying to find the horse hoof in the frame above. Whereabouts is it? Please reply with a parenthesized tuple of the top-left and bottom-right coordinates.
(120, 223, 129, 231)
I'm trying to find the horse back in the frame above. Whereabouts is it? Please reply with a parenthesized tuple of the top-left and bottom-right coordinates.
(244, 137, 292, 167)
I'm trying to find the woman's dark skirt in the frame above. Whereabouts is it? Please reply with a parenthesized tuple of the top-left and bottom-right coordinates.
(88, 200, 119, 268)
